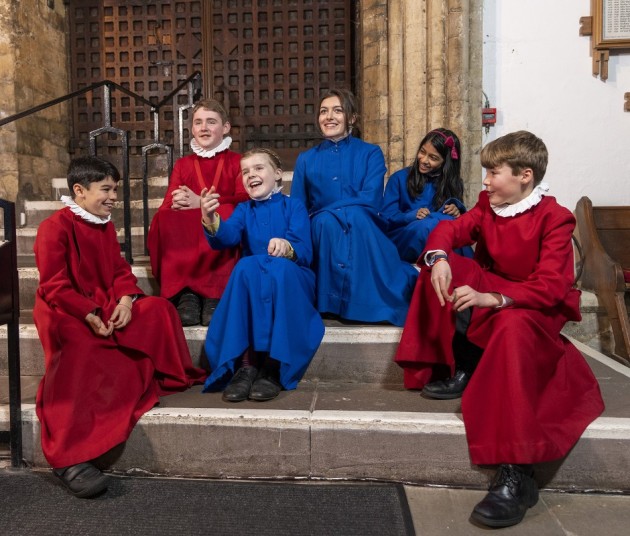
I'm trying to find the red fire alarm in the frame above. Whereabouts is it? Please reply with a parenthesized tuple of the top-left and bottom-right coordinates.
(482, 107, 497, 127)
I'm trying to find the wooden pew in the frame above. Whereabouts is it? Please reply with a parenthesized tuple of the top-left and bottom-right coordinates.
(574, 196, 630, 365)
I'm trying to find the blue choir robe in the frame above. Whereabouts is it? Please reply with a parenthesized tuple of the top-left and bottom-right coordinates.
(383, 167, 472, 262)
(202, 192, 324, 392)
(291, 136, 417, 327)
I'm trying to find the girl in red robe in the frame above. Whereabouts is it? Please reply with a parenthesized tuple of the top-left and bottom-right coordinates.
(34, 156, 207, 498)
(147, 99, 248, 326)
(394, 131, 604, 528)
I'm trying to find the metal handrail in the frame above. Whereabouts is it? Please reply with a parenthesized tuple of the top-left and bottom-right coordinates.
(0, 71, 201, 128)
(0, 71, 202, 264)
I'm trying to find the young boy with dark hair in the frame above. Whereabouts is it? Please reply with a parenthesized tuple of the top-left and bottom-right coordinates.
(34, 156, 206, 498)
(395, 131, 605, 527)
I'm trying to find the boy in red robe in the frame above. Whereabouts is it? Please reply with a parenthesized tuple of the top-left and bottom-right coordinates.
(394, 131, 605, 527)
(147, 99, 248, 326)
(34, 156, 207, 498)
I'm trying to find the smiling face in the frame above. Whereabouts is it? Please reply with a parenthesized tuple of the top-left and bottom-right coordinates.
(191, 108, 230, 150)
(483, 164, 534, 206)
(241, 153, 282, 200)
(73, 176, 118, 219)
(417, 141, 445, 174)
(318, 96, 353, 140)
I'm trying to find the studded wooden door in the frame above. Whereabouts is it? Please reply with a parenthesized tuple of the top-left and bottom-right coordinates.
(203, 0, 354, 167)
(68, 0, 354, 172)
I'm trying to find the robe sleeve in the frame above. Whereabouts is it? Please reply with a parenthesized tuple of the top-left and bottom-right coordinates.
(382, 170, 418, 228)
(355, 144, 386, 210)
(290, 153, 309, 211)
(108, 224, 145, 301)
(424, 194, 485, 254)
(284, 199, 313, 267)
(204, 203, 247, 249)
(34, 219, 100, 320)
(485, 209, 577, 310)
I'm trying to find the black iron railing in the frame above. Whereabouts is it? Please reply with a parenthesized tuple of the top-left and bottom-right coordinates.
(0, 199, 23, 468)
(0, 71, 202, 263)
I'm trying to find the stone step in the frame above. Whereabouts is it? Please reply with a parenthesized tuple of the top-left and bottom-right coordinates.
(2, 338, 629, 490)
(16, 224, 150, 257)
(24, 199, 162, 228)
(9, 258, 618, 366)
(0, 322, 403, 382)
(48, 176, 169, 202)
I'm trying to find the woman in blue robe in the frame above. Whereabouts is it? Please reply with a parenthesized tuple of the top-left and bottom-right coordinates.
(291, 88, 417, 327)
(382, 128, 473, 262)
(201, 148, 324, 402)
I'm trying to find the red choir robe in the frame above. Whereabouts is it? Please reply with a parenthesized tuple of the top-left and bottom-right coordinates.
(395, 192, 605, 465)
(147, 150, 248, 299)
(34, 208, 207, 468)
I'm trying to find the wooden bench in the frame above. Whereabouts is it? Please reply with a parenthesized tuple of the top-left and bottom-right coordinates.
(0, 198, 23, 467)
(574, 196, 630, 366)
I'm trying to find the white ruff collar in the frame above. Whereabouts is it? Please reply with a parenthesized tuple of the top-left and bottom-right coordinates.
(60, 195, 111, 224)
(491, 182, 549, 217)
(190, 136, 232, 158)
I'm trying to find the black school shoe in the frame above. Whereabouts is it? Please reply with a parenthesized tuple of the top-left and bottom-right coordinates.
(421, 369, 471, 399)
(53, 462, 110, 498)
(249, 362, 282, 401)
(470, 464, 539, 528)
(176, 292, 201, 326)
(201, 298, 220, 326)
(222, 366, 259, 402)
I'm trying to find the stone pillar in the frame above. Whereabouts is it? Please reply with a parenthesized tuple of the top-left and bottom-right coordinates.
(0, 0, 69, 204)
(360, 0, 483, 207)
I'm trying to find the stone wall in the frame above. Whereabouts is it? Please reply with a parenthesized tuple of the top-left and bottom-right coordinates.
(0, 0, 69, 204)
(360, 0, 483, 207)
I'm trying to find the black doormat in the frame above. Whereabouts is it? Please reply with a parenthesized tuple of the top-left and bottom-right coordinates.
(0, 469, 415, 536)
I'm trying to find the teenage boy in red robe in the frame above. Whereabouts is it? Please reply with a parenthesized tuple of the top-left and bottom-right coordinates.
(34, 156, 207, 498)
(147, 99, 248, 326)
(394, 131, 605, 528)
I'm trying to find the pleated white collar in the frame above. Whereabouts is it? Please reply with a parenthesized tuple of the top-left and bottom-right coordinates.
(190, 136, 232, 158)
(491, 182, 549, 217)
(60, 195, 111, 224)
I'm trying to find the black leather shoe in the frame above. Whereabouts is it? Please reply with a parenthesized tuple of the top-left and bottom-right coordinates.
(421, 369, 470, 399)
(177, 292, 201, 326)
(249, 364, 282, 401)
(470, 464, 539, 528)
(53, 462, 110, 498)
(222, 366, 259, 402)
(201, 298, 220, 326)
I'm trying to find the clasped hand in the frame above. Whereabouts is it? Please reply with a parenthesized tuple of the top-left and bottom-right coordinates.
(171, 185, 201, 210)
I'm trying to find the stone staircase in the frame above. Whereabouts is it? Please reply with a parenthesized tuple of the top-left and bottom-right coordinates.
(2, 175, 630, 492)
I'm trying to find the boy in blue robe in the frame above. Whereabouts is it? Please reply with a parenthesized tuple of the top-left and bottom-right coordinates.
(200, 148, 325, 401)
